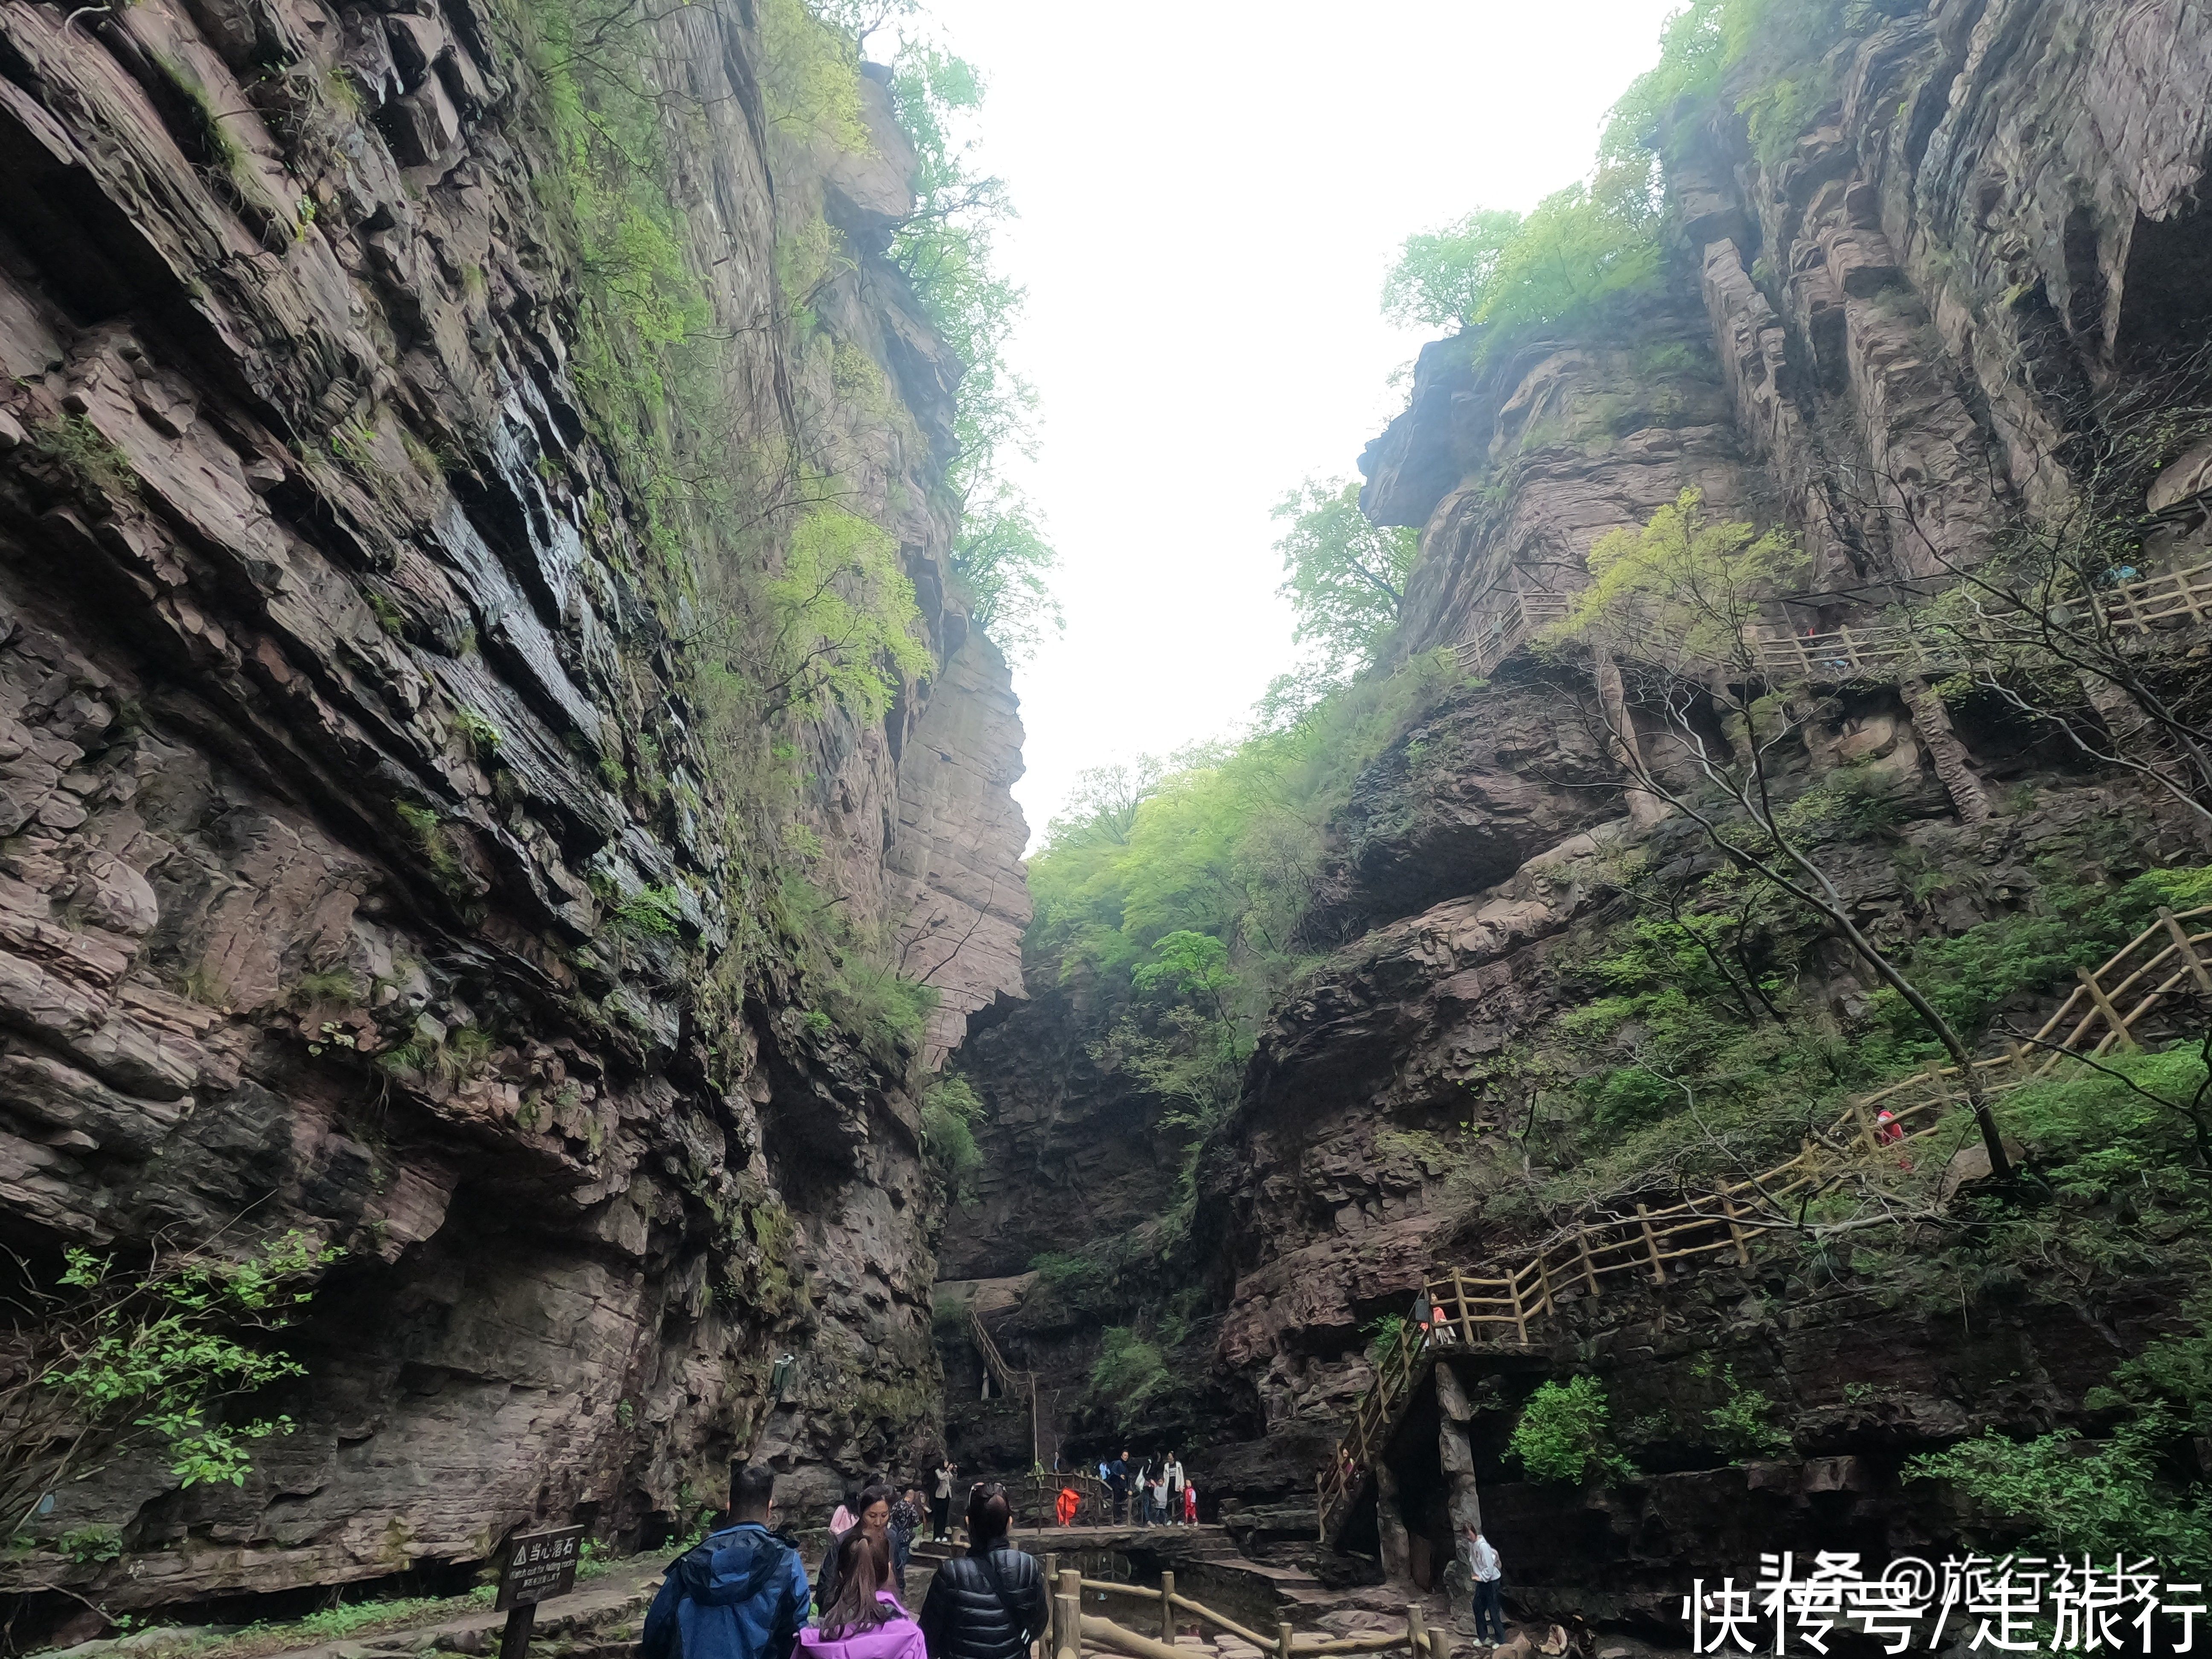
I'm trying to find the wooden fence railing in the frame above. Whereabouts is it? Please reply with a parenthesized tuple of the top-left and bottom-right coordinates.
(1044, 1560, 1439, 1659)
(1746, 559, 2212, 681)
(1314, 904, 2212, 1541)
(1454, 578, 1571, 678)
(972, 1304, 1041, 1470)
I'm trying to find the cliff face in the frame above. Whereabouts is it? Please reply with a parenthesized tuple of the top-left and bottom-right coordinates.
(1202, 0, 2212, 1528)
(0, 0, 1024, 1629)
(943, 0, 2212, 1582)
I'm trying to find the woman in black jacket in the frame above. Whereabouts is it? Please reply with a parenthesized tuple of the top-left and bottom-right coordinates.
(917, 1487, 1047, 1659)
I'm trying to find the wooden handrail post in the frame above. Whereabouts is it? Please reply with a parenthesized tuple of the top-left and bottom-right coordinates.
(1055, 1591, 1081, 1659)
(1407, 1605, 1427, 1659)
(1509, 1263, 1529, 1346)
(1576, 1228, 1599, 1297)
(1279, 1621, 1296, 1659)
(1722, 1192, 1750, 1266)
(1636, 1203, 1665, 1285)
(2076, 964, 2141, 1050)
(1451, 1268, 1473, 1343)
(1852, 1102, 1878, 1154)
(2159, 907, 2212, 994)
(1535, 1249, 1555, 1321)
(1161, 1572, 1176, 1646)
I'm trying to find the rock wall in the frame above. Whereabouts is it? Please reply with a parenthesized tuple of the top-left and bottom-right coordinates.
(1206, 0, 2212, 1525)
(0, 0, 1025, 1633)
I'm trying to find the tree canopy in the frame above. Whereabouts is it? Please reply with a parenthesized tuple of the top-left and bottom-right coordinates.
(1272, 479, 1419, 677)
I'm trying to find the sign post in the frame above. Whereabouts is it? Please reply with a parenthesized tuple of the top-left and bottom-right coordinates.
(494, 1525, 586, 1659)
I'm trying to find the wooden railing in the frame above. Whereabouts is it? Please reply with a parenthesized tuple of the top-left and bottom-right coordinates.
(1044, 1560, 1438, 1659)
(1747, 559, 2212, 681)
(1314, 904, 2212, 1541)
(1455, 578, 1571, 678)
(972, 1304, 1041, 1469)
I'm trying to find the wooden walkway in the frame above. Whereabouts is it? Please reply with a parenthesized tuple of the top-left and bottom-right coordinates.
(1047, 1561, 1439, 1659)
(1315, 903, 2212, 1542)
(1451, 557, 2212, 685)
(1744, 560, 2212, 681)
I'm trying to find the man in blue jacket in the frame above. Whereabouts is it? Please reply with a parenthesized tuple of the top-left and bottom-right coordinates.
(641, 1466, 809, 1659)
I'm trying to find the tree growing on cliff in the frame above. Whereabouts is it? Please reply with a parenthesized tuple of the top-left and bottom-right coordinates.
(1539, 488, 2016, 1180)
(1380, 210, 1524, 331)
(1379, 169, 1661, 362)
(1272, 479, 1419, 675)
(2, 1230, 338, 1539)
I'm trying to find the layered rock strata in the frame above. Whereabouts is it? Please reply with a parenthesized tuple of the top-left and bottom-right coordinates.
(0, 0, 1023, 1630)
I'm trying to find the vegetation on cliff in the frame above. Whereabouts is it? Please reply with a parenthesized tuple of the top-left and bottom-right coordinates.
(501, 0, 1047, 1073)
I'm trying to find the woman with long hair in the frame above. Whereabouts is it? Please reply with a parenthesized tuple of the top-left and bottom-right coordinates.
(802, 1531, 924, 1659)
(815, 1483, 896, 1616)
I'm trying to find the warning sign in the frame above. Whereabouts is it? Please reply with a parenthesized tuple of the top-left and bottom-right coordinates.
(495, 1526, 586, 1612)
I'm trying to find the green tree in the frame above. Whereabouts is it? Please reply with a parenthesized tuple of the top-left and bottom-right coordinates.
(953, 488, 1062, 663)
(1380, 209, 1523, 330)
(1378, 168, 1661, 362)
(1508, 1376, 1638, 1484)
(3, 1230, 340, 1534)
(881, 41, 1061, 659)
(1272, 478, 1418, 675)
(1907, 1414, 2212, 1578)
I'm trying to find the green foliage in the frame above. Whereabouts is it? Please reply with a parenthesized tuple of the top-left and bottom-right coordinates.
(454, 707, 504, 758)
(5, 1231, 340, 1527)
(29, 415, 140, 502)
(882, 41, 1059, 659)
(2093, 1293, 2212, 1436)
(755, 502, 934, 722)
(1381, 170, 1661, 364)
(1600, 0, 1872, 169)
(759, 0, 871, 151)
(609, 883, 686, 938)
(1509, 1377, 1639, 1484)
(1363, 1314, 1406, 1370)
(1545, 486, 1805, 670)
(393, 800, 468, 893)
(1703, 1366, 1792, 1461)
(1272, 478, 1418, 677)
(286, 966, 364, 1009)
(952, 491, 1062, 663)
(58, 1525, 124, 1565)
(1869, 867, 2212, 1044)
(1087, 1327, 1169, 1412)
(1907, 1412, 2212, 1578)
(921, 1075, 985, 1191)
(1380, 209, 1524, 330)
(1027, 655, 1465, 1253)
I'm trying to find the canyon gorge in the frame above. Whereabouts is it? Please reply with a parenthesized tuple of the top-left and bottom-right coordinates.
(4, 0, 2212, 1651)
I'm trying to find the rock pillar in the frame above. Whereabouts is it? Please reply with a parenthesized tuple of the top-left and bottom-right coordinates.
(1593, 649, 1673, 832)
(1374, 1460, 1414, 1585)
(1899, 675, 1991, 824)
(1433, 1362, 1484, 1537)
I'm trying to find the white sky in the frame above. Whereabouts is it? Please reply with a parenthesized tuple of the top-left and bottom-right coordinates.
(900, 1, 1685, 847)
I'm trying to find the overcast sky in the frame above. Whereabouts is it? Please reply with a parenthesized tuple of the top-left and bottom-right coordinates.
(897, 1, 1685, 847)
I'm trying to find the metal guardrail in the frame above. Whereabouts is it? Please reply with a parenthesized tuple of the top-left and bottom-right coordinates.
(1315, 905, 2212, 1541)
